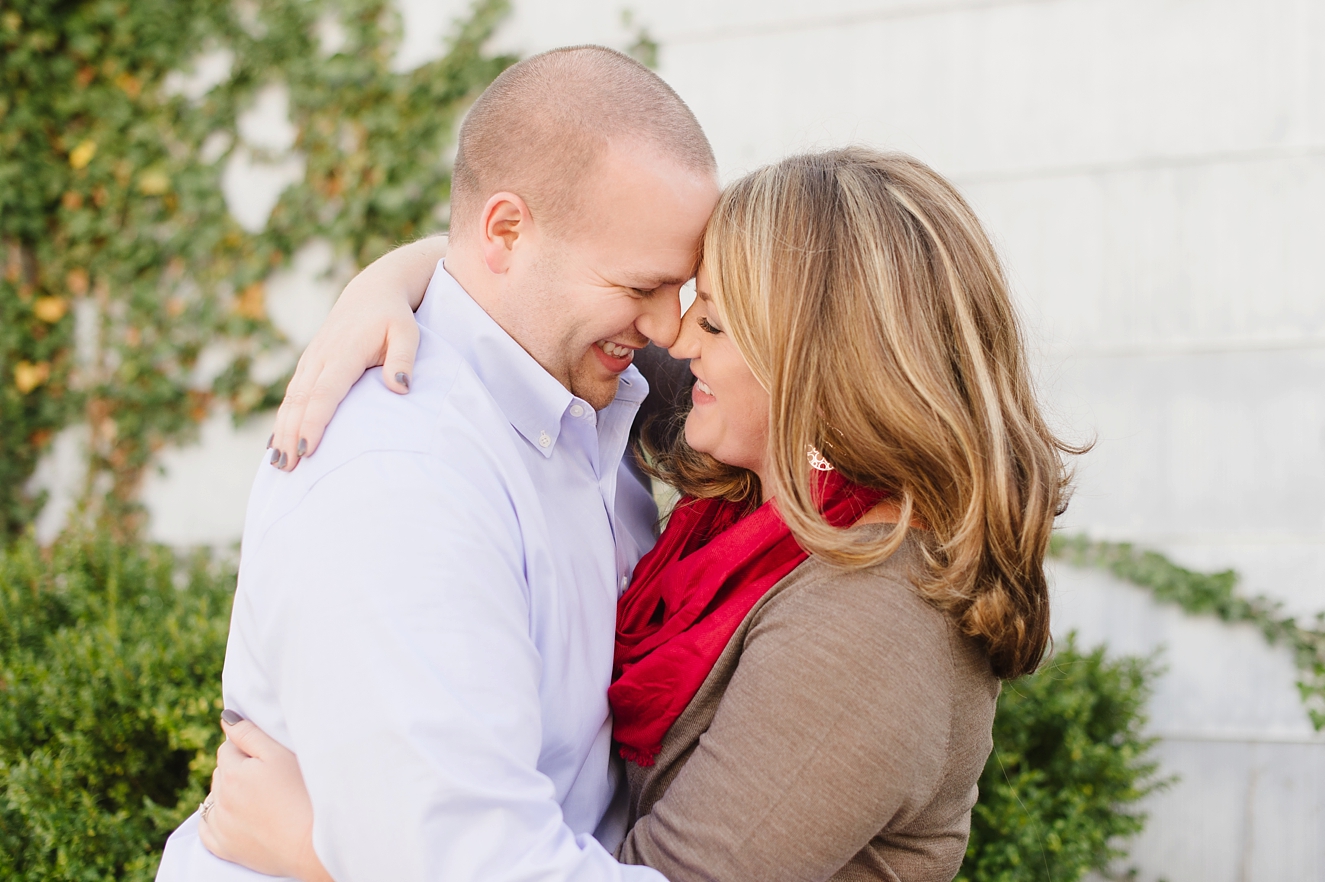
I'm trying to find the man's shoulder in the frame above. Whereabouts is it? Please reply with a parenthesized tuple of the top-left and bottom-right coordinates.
(241, 327, 527, 541)
(326, 326, 501, 455)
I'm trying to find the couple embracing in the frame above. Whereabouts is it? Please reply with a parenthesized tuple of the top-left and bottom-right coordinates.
(159, 44, 1074, 882)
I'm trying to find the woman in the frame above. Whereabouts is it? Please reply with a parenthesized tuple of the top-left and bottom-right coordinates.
(200, 148, 1076, 881)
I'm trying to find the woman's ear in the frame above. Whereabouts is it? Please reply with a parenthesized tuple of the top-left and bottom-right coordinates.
(479, 192, 534, 275)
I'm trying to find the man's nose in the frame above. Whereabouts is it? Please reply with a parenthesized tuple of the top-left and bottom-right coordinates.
(635, 289, 683, 349)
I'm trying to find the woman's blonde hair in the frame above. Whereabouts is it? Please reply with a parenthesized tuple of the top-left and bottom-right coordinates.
(645, 148, 1083, 680)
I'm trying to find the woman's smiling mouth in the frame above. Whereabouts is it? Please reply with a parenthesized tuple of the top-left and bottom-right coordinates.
(692, 377, 715, 403)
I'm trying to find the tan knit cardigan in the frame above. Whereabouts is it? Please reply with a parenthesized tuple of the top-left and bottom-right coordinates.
(616, 527, 1000, 882)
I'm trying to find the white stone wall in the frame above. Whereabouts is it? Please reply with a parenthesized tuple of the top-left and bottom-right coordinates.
(75, 0, 1321, 878)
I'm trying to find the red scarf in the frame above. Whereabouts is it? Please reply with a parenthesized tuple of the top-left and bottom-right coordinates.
(609, 471, 884, 766)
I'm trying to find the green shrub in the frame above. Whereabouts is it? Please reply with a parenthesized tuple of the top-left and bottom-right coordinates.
(0, 530, 233, 881)
(960, 634, 1165, 882)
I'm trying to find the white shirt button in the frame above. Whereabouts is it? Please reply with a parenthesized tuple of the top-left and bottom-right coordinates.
(620, 575, 629, 591)
(538, 431, 551, 448)
(569, 404, 585, 418)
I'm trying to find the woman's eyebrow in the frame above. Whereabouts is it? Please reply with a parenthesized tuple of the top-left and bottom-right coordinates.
(695, 288, 712, 301)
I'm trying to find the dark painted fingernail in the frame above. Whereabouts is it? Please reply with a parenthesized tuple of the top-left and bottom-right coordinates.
(395, 372, 410, 390)
(221, 709, 244, 726)
(270, 449, 280, 465)
(278, 452, 288, 469)
(267, 433, 274, 449)
(297, 438, 307, 456)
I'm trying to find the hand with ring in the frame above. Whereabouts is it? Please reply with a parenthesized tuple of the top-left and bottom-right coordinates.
(197, 710, 332, 882)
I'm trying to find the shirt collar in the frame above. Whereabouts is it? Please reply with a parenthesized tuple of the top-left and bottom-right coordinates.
(416, 262, 648, 457)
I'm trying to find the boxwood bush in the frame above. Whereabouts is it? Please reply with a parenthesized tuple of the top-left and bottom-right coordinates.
(0, 530, 232, 881)
(960, 635, 1164, 882)
(0, 530, 1160, 880)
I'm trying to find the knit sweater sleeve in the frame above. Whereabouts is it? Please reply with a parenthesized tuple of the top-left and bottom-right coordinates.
(617, 561, 971, 882)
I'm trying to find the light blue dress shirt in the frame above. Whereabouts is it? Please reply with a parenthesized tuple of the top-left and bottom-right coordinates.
(157, 264, 665, 882)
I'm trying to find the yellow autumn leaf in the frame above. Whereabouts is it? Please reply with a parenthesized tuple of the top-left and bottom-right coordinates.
(14, 361, 51, 394)
(66, 267, 90, 296)
(138, 169, 170, 196)
(33, 296, 68, 323)
(69, 140, 97, 170)
(234, 282, 266, 320)
(115, 72, 142, 100)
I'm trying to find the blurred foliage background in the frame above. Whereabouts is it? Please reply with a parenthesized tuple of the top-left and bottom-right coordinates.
(0, 0, 513, 537)
(0, 1, 1165, 879)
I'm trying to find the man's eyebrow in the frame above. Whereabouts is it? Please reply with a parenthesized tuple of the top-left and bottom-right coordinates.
(617, 274, 692, 289)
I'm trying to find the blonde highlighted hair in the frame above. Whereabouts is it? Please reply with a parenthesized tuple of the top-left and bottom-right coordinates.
(646, 148, 1082, 680)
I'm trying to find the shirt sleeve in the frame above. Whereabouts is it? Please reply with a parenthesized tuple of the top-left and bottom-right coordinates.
(616, 567, 959, 882)
(247, 451, 664, 882)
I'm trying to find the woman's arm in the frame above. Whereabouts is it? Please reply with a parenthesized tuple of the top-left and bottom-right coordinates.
(618, 563, 984, 882)
(269, 235, 446, 470)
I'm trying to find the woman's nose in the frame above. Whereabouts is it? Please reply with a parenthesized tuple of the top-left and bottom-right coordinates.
(668, 307, 702, 359)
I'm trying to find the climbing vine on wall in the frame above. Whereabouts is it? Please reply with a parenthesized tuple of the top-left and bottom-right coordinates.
(0, 0, 513, 539)
(1050, 534, 1325, 730)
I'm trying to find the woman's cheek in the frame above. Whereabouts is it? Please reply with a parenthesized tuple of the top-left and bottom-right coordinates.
(683, 405, 717, 456)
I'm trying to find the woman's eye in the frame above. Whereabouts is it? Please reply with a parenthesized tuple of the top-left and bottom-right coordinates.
(697, 316, 723, 335)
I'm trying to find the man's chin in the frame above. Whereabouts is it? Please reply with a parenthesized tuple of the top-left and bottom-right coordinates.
(570, 377, 620, 411)
(569, 362, 625, 407)
(569, 360, 624, 411)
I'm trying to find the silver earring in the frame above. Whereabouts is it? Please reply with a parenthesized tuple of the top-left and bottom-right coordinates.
(807, 446, 834, 472)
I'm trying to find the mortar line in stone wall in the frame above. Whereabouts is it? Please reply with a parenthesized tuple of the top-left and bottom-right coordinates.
(654, 0, 1057, 45)
(1045, 334, 1325, 360)
(955, 143, 1325, 186)
(1047, 531, 1325, 546)
(1152, 730, 1325, 746)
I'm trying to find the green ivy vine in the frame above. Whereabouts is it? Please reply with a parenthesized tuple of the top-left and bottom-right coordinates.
(0, 0, 513, 539)
(1050, 534, 1325, 730)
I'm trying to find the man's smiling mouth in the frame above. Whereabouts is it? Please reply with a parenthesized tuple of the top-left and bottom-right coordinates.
(597, 340, 634, 359)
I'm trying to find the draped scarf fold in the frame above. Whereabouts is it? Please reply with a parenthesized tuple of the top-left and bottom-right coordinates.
(609, 470, 884, 766)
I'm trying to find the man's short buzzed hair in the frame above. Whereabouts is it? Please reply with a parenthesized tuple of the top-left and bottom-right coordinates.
(449, 45, 716, 239)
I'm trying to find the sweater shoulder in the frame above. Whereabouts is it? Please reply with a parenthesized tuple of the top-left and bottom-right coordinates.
(757, 530, 945, 642)
(750, 528, 996, 702)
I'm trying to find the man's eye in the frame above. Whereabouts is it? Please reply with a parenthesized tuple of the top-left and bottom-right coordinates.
(697, 316, 723, 335)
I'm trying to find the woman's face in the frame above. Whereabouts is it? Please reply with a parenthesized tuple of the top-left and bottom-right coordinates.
(669, 266, 772, 483)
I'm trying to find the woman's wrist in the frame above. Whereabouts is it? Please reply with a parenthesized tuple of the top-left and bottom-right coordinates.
(346, 234, 447, 313)
(295, 834, 335, 882)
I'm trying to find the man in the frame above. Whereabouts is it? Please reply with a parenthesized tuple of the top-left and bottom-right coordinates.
(157, 46, 719, 881)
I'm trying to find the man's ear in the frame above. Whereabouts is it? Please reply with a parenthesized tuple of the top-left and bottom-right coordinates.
(479, 192, 534, 275)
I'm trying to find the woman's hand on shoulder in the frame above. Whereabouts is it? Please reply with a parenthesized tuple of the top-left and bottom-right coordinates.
(270, 236, 447, 471)
(198, 712, 333, 882)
